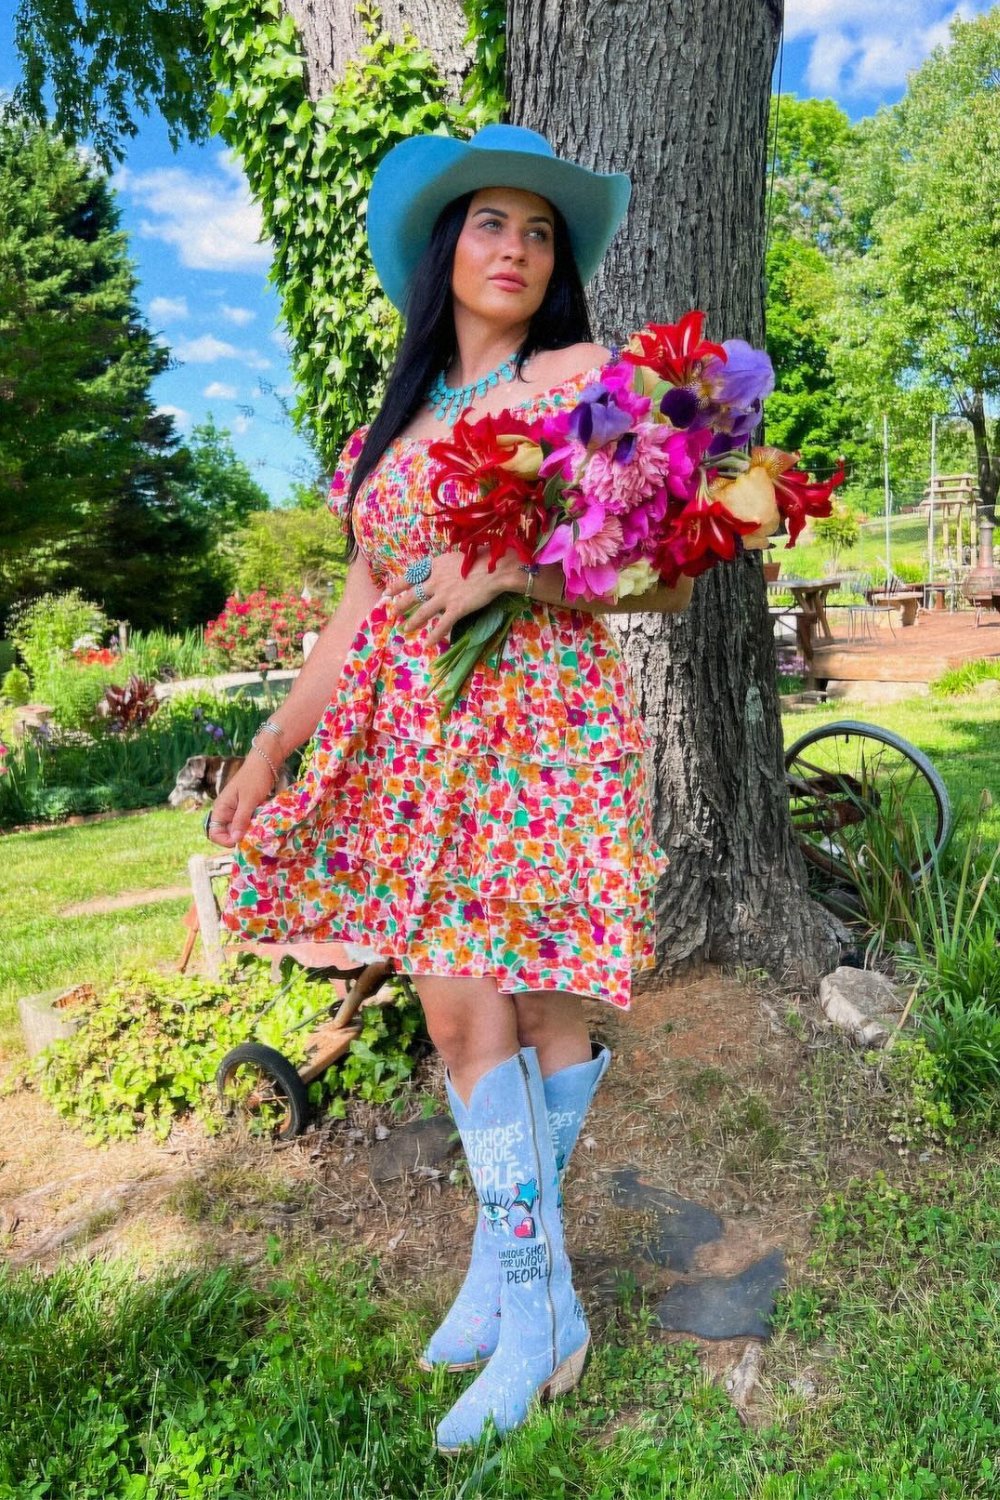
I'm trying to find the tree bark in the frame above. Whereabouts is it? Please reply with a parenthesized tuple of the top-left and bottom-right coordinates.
(283, 0, 471, 102)
(507, 0, 842, 984)
(966, 392, 999, 519)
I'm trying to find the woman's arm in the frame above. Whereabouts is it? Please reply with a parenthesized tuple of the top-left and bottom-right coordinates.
(258, 554, 384, 753)
(207, 554, 382, 847)
(523, 563, 695, 616)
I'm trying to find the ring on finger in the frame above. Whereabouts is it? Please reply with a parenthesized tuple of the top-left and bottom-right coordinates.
(414, 579, 429, 604)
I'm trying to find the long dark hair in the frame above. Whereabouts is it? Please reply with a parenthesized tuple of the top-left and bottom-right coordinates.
(344, 190, 592, 557)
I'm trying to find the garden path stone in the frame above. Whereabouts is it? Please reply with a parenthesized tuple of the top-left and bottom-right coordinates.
(819, 966, 906, 1047)
(652, 1248, 787, 1340)
(368, 1116, 459, 1183)
(609, 1168, 723, 1271)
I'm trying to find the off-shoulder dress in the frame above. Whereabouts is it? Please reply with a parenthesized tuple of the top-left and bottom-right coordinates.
(220, 368, 667, 1009)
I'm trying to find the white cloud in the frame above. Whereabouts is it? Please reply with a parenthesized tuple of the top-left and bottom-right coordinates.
(174, 335, 241, 364)
(204, 381, 238, 400)
(244, 351, 274, 371)
(232, 414, 253, 435)
(156, 403, 191, 431)
(149, 295, 189, 323)
(114, 151, 271, 271)
(220, 304, 256, 326)
(786, 0, 984, 98)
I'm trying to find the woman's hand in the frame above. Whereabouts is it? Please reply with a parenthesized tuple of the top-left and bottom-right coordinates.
(383, 550, 522, 646)
(206, 754, 278, 849)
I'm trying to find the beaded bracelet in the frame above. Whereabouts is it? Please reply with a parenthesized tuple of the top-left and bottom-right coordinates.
(250, 742, 281, 787)
(520, 562, 540, 601)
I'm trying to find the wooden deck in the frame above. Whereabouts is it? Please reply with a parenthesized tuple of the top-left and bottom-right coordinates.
(808, 608, 1000, 683)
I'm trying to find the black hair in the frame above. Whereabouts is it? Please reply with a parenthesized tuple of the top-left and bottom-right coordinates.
(343, 190, 592, 557)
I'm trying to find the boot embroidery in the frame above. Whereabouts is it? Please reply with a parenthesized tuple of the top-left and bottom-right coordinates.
(479, 1179, 538, 1238)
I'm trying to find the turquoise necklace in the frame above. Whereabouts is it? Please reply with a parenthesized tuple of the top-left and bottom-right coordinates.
(426, 351, 520, 425)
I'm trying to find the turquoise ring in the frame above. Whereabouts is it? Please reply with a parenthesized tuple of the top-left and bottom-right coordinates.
(404, 556, 432, 586)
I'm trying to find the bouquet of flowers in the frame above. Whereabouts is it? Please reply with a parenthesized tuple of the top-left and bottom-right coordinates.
(427, 311, 845, 713)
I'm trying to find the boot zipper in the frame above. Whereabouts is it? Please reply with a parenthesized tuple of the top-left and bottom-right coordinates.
(519, 1053, 557, 1373)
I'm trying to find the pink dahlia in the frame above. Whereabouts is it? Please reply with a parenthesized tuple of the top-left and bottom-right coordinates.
(584, 423, 701, 515)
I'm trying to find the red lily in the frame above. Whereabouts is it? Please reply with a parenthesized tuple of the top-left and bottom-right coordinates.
(752, 447, 846, 545)
(429, 410, 549, 577)
(653, 484, 759, 581)
(621, 312, 727, 386)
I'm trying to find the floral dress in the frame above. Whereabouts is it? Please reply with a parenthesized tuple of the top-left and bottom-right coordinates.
(221, 368, 667, 1009)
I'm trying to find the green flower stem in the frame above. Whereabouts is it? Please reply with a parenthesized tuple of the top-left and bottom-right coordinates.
(429, 594, 526, 717)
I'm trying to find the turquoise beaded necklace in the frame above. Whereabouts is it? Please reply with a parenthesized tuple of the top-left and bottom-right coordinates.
(425, 351, 520, 425)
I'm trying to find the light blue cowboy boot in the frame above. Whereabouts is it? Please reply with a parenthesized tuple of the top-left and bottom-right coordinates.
(419, 1045, 610, 1373)
(435, 1047, 592, 1453)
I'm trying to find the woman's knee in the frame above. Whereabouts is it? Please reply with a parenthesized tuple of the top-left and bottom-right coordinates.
(514, 990, 587, 1048)
(410, 973, 519, 1072)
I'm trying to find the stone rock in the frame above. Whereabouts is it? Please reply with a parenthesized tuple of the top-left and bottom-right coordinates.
(609, 1169, 723, 1272)
(819, 966, 906, 1048)
(971, 678, 1000, 699)
(652, 1248, 787, 1340)
(368, 1115, 459, 1184)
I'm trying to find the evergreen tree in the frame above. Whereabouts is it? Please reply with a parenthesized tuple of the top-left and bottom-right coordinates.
(0, 107, 228, 629)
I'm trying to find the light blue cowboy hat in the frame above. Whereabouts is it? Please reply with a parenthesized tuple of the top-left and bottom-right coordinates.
(367, 124, 631, 312)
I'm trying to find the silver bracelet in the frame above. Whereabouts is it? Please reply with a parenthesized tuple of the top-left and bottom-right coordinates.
(254, 719, 285, 745)
(520, 563, 539, 601)
(250, 742, 281, 787)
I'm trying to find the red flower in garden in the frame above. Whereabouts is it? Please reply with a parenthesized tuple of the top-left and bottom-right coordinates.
(621, 312, 727, 386)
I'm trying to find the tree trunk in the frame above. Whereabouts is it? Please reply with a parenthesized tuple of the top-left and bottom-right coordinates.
(283, 0, 471, 102)
(507, 0, 842, 984)
(966, 392, 1000, 519)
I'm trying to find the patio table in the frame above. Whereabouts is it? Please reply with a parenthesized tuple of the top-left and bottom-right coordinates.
(768, 577, 843, 642)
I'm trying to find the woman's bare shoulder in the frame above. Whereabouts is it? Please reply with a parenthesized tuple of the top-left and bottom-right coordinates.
(530, 342, 612, 386)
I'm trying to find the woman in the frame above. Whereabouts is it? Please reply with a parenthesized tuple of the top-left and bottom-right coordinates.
(209, 124, 694, 1452)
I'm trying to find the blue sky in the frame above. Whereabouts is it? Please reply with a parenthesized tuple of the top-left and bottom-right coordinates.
(1, 0, 993, 503)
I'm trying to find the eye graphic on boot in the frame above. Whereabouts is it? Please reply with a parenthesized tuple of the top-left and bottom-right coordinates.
(480, 1193, 511, 1230)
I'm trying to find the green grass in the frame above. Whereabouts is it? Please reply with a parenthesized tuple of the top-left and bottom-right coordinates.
(3, 1154, 1000, 1496)
(779, 513, 930, 582)
(782, 692, 1000, 845)
(0, 805, 205, 1057)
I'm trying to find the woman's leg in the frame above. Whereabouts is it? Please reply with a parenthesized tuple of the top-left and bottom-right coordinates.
(411, 973, 521, 1105)
(512, 989, 592, 1074)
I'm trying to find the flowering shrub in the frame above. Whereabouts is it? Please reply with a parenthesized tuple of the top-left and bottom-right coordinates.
(204, 589, 329, 671)
(72, 646, 119, 667)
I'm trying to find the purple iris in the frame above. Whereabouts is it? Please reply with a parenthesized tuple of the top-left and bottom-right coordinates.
(659, 386, 701, 428)
(567, 384, 634, 448)
(715, 340, 775, 409)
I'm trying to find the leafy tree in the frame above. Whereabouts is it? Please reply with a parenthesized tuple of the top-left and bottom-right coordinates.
(179, 416, 270, 531)
(231, 507, 347, 598)
(765, 93, 854, 256)
(829, 11, 1000, 516)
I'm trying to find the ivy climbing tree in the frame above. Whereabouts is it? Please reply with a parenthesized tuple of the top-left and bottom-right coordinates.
(12, 0, 504, 467)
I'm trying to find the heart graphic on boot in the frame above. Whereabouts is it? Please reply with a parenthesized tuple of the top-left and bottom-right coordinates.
(514, 1216, 535, 1239)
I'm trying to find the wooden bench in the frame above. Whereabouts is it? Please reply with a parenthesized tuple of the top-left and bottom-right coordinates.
(868, 590, 921, 627)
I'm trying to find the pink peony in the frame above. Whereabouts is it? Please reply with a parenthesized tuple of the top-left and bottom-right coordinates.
(536, 501, 624, 600)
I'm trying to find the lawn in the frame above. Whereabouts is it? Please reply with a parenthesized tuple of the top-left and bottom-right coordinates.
(0, 805, 206, 1059)
(778, 513, 931, 582)
(781, 688, 1000, 843)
